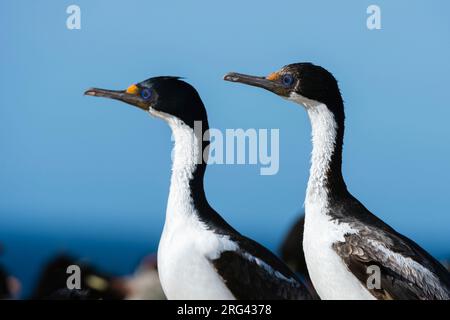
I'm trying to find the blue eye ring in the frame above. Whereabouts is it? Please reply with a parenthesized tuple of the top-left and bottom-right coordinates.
(281, 74, 294, 87)
(141, 88, 152, 100)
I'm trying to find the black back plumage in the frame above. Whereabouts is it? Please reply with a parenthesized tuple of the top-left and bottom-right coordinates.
(330, 194, 450, 300)
(211, 235, 312, 300)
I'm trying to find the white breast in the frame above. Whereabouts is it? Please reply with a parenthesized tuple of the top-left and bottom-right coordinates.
(303, 200, 375, 300)
(157, 213, 236, 300)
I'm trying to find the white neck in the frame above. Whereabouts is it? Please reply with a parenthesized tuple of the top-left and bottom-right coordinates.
(149, 109, 203, 226)
(169, 118, 201, 183)
(287, 94, 338, 203)
(306, 103, 338, 201)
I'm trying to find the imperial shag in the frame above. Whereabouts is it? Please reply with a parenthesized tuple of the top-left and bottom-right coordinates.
(85, 76, 312, 300)
(224, 63, 450, 300)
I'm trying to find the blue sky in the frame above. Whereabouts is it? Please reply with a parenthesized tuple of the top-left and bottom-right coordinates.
(1, 0, 450, 293)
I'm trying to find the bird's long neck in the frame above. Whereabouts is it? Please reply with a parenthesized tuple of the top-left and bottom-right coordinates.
(306, 102, 347, 204)
(165, 117, 209, 225)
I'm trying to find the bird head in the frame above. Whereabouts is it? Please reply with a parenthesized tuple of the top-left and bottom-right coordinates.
(224, 63, 343, 112)
(85, 76, 207, 129)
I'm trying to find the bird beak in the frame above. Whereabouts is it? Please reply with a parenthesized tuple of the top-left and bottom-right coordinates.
(223, 72, 288, 96)
(84, 85, 148, 111)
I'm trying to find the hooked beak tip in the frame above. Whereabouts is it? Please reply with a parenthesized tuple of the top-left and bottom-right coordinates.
(84, 88, 97, 96)
(223, 73, 239, 82)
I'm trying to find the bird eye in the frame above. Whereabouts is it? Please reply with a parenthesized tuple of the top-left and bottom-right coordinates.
(282, 74, 294, 87)
(141, 88, 153, 100)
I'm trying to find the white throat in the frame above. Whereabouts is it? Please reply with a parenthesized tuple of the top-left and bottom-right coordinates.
(288, 93, 338, 202)
(306, 104, 338, 201)
(149, 109, 203, 224)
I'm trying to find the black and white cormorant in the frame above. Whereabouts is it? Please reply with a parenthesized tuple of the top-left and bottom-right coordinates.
(84, 76, 312, 300)
(224, 63, 450, 300)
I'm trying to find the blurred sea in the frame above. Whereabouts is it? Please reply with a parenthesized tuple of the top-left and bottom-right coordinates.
(0, 230, 159, 298)
(1, 227, 449, 299)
